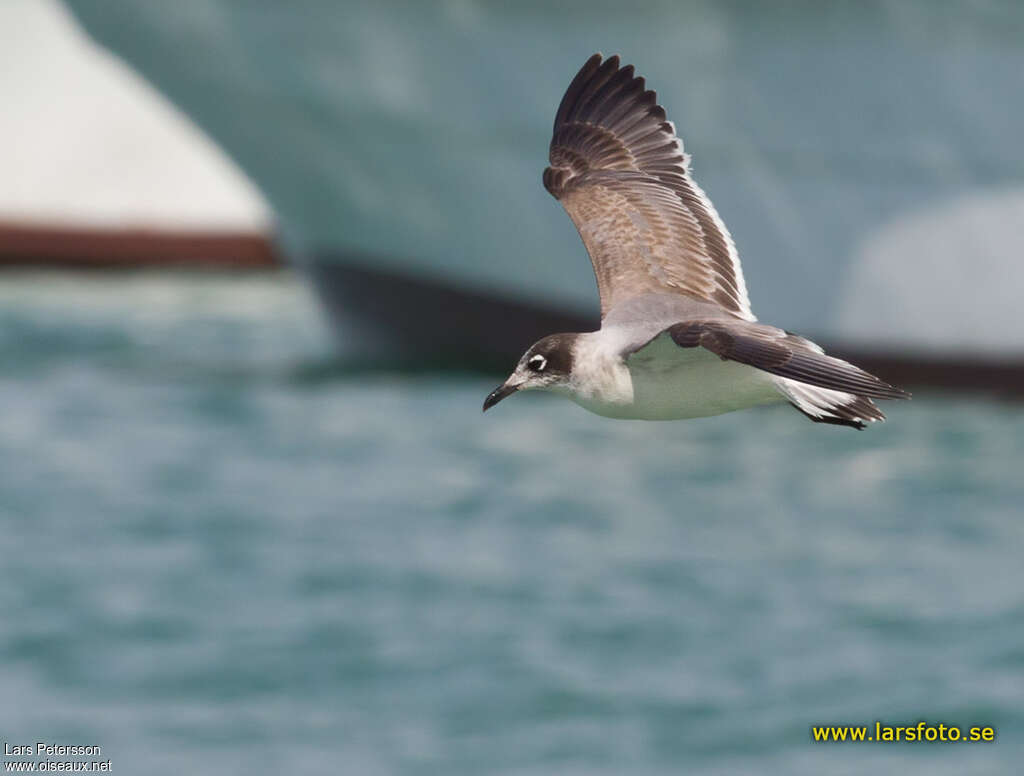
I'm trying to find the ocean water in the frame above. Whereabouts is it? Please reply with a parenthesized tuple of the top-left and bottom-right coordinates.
(1, 272, 1021, 775)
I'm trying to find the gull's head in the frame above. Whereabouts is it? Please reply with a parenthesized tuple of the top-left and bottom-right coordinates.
(483, 333, 577, 412)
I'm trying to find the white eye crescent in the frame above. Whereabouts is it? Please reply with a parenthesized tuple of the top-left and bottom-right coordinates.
(528, 354, 547, 372)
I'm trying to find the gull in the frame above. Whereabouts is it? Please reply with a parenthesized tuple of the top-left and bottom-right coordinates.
(483, 54, 909, 428)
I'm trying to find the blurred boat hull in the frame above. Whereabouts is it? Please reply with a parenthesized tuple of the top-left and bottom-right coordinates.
(0, 221, 278, 270)
(62, 0, 1024, 376)
(309, 258, 1024, 397)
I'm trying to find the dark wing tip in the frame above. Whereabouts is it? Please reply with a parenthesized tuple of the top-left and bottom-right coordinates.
(546, 53, 677, 199)
(553, 53, 655, 126)
(553, 53, 607, 130)
(872, 381, 912, 400)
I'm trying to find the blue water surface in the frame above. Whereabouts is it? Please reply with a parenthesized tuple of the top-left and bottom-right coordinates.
(0, 273, 1021, 775)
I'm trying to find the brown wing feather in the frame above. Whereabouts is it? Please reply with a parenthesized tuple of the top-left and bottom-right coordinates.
(545, 54, 753, 320)
(667, 320, 911, 400)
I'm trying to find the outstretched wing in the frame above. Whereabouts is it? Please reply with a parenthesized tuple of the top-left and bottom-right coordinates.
(544, 53, 753, 321)
(663, 320, 910, 400)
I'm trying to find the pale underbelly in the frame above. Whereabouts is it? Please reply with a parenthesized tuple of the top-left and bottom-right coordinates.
(572, 356, 784, 421)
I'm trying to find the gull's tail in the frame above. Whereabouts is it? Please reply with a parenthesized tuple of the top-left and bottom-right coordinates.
(774, 378, 890, 430)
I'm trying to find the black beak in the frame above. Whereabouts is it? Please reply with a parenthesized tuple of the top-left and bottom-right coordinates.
(482, 380, 519, 412)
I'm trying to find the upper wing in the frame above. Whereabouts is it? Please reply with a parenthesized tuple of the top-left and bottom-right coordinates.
(544, 54, 753, 321)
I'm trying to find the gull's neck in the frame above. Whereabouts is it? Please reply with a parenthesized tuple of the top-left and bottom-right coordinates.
(568, 330, 635, 406)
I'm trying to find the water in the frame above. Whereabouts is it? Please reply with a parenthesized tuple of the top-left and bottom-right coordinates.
(1, 272, 1021, 775)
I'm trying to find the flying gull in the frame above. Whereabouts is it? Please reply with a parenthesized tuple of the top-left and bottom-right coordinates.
(484, 54, 909, 428)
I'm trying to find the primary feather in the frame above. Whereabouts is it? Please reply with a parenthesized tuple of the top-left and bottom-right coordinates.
(544, 54, 753, 320)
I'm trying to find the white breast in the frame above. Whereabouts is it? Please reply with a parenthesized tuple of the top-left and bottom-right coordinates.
(568, 331, 782, 420)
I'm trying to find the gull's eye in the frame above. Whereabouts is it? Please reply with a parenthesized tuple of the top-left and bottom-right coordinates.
(527, 354, 547, 372)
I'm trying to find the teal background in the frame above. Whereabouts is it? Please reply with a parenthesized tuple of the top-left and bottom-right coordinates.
(65, 0, 1024, 350)
(1, 273, 1020, 774)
